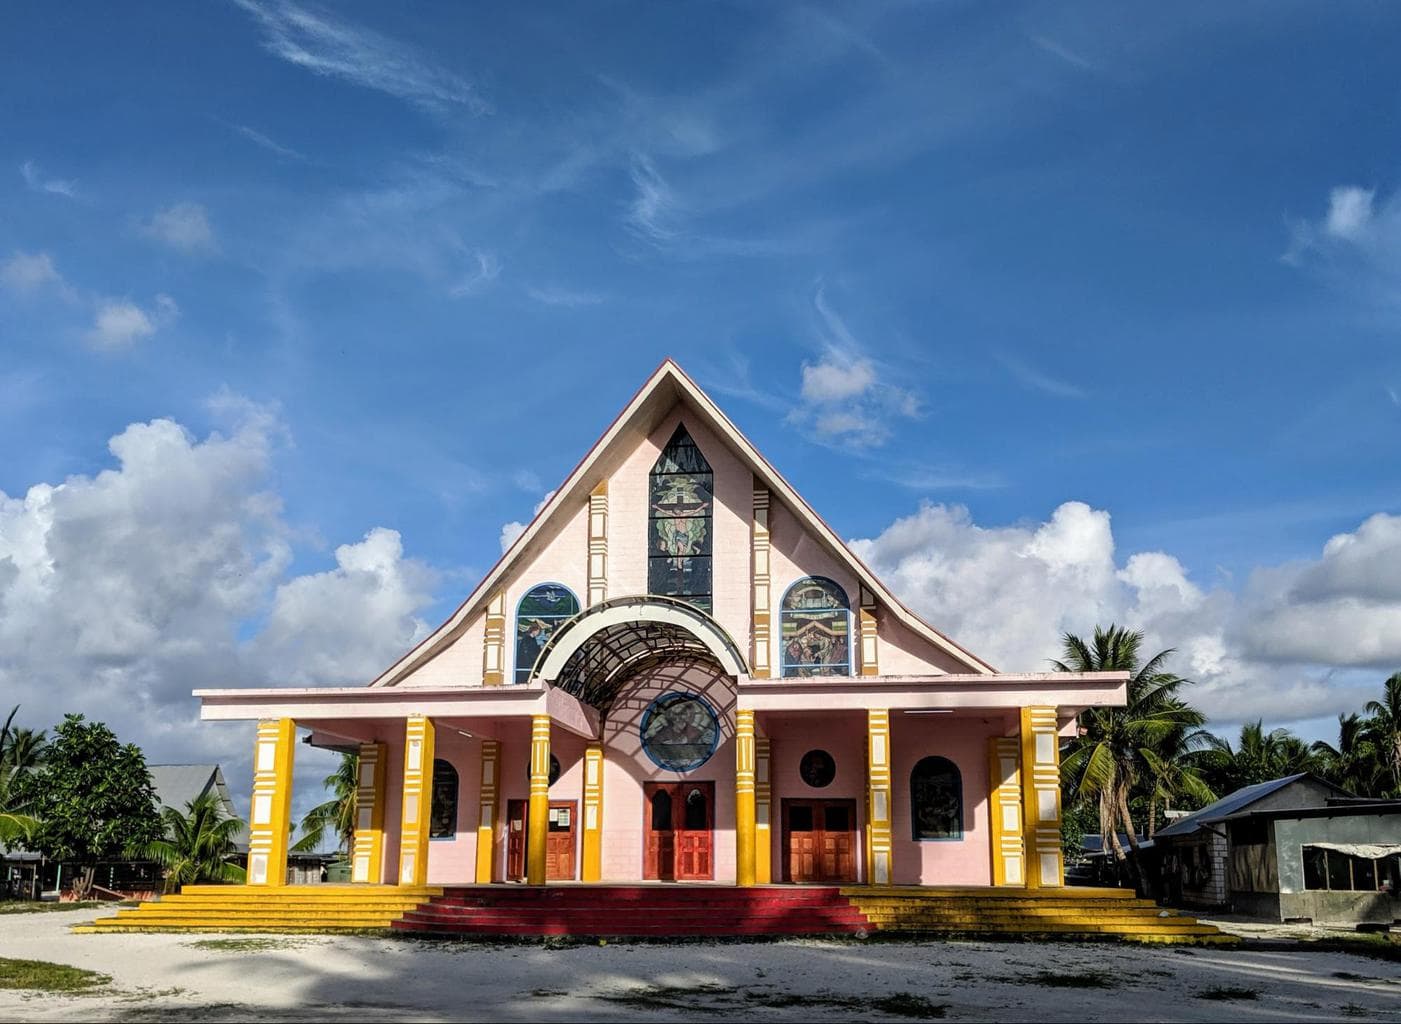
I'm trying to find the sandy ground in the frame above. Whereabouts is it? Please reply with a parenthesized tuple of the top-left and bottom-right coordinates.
(1, 908, 1400, 1022)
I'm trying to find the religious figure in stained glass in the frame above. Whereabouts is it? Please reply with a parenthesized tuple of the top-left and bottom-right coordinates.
(910, 756, 962, 840)
(640, 692, 720, 772)
(648, 425, 713, 612)
(514, 583, 581, 683)
(429, 759, 459, 839)
(780, 577, 851, 677)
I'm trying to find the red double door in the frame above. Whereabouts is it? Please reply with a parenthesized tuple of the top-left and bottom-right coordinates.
(783, 799, 858, 884)
(644, 782, 714, 881)
(505, 800, 577, 881)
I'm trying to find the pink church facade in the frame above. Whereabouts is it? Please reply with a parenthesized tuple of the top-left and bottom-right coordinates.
(198, 361, 1127, 890)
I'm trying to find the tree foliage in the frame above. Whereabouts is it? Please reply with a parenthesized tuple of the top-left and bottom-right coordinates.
(292, 753, 359, 855)
(129, 792, 246, 893)
(12, 714, 162, 895)
(0, 707, 43, 845)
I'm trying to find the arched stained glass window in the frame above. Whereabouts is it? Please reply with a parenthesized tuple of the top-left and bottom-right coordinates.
(780, 577, 851, 677)
(648, 425, 713, 613)
(910, 756, 962, 840)
(515, 583, 580, 683)
(430, 759, 459, 839)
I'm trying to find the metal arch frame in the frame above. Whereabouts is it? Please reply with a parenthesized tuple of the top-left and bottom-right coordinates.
(528, 595, 749, 712)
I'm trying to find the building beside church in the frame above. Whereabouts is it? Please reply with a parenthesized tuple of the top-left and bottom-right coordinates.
(197, 360, 1127, 891)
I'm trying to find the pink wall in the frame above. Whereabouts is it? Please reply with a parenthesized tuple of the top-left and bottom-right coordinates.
(425, 727, 482, 885)
(599, 659, 737, 882)
(888, 712, 1010, 886)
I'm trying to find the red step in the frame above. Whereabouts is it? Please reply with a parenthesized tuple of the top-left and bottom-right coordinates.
(392, 885, 871, 938)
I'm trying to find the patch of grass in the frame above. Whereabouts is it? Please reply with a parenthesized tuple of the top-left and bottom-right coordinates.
(0, 957, 111, 993)
(1334, 971, 1367, 981)
(1340, 1003, 1369, 1018)
(0, 901, 103, 914)
(744, 990, 946, 1018)
(599, 983, 734, 1014)
(1196, 986, 1259, 1001)
(185, 938, 306, 953)
(1022, 970, 1116, 989)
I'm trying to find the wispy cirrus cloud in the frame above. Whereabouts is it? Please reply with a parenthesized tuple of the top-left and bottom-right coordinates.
(20, 160, 77, 198)
(787, 287, 921, 448)
(0, 251, 75, 300)
(142, 202, 218, 254)
(232, 0, 489, 115)
(1029, 34, 1097, 72)
(995, 351, 1087, 399)
(1283, 181, 1401, 312)
(524, 285, 606, 308)
(231, 123, 307, 161)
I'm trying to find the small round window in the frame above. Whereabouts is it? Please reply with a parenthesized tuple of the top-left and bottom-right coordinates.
(524, 754, 561, 786)
(799, 749, 836, 788)
(640, 693, 720, 772)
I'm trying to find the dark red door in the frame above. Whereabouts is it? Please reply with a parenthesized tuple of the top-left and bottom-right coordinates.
(644, 782, 714, 881)
(506, 800, 527, 881)
(784, 799, 857, 883)
(506, 799, 577, 881)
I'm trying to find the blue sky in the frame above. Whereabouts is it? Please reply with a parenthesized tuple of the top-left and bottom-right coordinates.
(4, 1, 1401, 799)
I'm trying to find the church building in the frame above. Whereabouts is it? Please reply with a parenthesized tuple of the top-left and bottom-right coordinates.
(196, 360, 1128, 892)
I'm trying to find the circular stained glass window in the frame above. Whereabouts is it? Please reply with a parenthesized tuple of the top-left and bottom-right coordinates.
(640, 692, 720, 772)
(800, 749, 836, 788)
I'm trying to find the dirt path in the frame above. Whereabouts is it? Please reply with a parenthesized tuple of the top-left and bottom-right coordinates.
(2, 908, 1400, 1021)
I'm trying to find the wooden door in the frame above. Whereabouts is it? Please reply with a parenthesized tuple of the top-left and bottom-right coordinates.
(675, 783, 714, 881)
(506, 800, 527, 882)
(644, 784, 676, 881)
(784, 799, 857, 883)
(546, 802, 577, 881)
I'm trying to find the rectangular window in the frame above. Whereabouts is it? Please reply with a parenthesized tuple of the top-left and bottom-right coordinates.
(1303, 845, 1388, 891)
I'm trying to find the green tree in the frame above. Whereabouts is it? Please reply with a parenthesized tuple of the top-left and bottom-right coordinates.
(1364, 671, 1401, 795)
(1312, 713, 1384, 797)
(129, 792, 246, 893)
(291, 753, 359, 855)
(1057, 625, 1204, 880)
(12, 714, 162, 898)
(0, 707, 41, 844)
(1200, 720, 1320, 793)
(1139, 722, 1216, 837)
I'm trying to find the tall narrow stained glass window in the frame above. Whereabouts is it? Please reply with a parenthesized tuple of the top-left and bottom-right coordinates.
(430, 759, 459, 839)
(910, 756, 963, 840)
(780, 576, 851, 677)
(648, 425, 713, 613)
(515, 583, 581, 683)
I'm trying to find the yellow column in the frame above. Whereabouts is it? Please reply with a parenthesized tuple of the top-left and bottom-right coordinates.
(987, 736, 1025, 886)
(588, 481, 609, 607)
(751, 484, 773, 678)
(581, 742, 605, 881)
(246, 719, 295, 887)
(755, 735, 772, 884)
(482, 589, 506, 686)
(398, 716, 435, 886)
(866, 709, 893, 885)
(1020, 706, 1064, 888)
(858, 586, 879, 676)
(474, 740, 500, 883)
(526, 715, 550, 885)
(350, 741, 386, 884)
(735, 709, 757, 886)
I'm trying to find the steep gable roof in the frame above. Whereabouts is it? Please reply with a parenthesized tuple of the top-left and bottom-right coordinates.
(372, 359, 994, 686)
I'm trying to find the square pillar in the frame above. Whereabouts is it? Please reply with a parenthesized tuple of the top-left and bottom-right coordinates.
(1020, 706, 1064, 888)
(755, 735, 772, 884)
(247, 719, 296, 887)
(398, 716, 435, 886)
(735, 708, 757, 887)
(866, 709, 893, 885)
(987, 736, 1024, 886)
(350, 741, 387, 884)
(581, 742, 605, 881)
(527, 715, 550, 885)
(475, 739, 500, 883)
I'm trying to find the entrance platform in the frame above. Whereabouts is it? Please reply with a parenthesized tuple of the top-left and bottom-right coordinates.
(81, 884, 1236, 944)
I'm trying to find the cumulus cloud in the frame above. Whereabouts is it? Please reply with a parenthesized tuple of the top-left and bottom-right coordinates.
(0, 401, 438, 826)
(1325, 186, 1375, 240)
(851, 500, 1389, 727)
(1283, 182, 1401, 311)
(499, 490, 556, 553)
(87, 295, 179, 350)
(0, 251, 67, 294)
(788, 287, 920, 448)
(143, 202, 217, 253)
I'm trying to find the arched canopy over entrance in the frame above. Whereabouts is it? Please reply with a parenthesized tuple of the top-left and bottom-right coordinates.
(530, 596, 748, 713)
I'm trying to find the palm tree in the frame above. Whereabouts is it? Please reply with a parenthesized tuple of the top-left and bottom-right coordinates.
(1364, 671, 1401, 795)
(0, 706, 41, 844)
(292, 754, 359, 855)
(1312, 713, 1383, 797)
(129, 792, 245, 893)
(1057, 625, 1204, 877)
(1140, 722, 1216, 837)
(1200, 720, 1321, 793)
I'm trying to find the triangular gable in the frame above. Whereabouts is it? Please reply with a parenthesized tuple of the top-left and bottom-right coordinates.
(371, 360, 993, 686)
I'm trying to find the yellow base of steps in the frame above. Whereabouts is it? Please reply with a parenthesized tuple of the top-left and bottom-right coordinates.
(841, 886, 1237, 945)
(75, 885, 441, 934)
